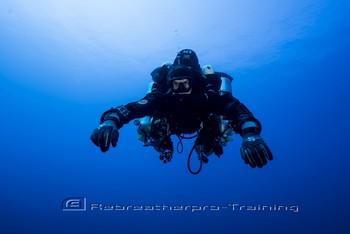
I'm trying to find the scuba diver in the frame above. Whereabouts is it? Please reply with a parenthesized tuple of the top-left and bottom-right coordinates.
(90, 49, 273, 174)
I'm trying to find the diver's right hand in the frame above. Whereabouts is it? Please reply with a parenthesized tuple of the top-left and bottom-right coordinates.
(90, 120, 119, 152)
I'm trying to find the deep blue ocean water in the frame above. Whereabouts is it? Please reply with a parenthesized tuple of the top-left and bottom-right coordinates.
(1, 1, 350, 233)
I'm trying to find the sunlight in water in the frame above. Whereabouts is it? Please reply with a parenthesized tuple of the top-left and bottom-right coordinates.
(1, 0, 327, 100)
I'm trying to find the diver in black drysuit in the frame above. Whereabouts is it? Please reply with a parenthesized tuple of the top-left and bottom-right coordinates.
(90, 49, 273, 172)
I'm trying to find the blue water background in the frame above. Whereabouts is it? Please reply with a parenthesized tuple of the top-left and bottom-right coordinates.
(1, 0, 350, 233)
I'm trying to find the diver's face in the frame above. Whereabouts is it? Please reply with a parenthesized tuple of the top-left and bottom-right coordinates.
(172, 79, 192, 94)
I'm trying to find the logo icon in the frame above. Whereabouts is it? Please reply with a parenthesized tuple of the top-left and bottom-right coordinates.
(62, 197, 87, 211)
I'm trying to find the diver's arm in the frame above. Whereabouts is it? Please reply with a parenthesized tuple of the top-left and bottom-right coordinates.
(223, 96, 262, 136)
(217, 95, 273, 168)
(90, 93, 162, 152)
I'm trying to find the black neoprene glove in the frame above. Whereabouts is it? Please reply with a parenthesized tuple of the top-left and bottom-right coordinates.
(90, 120, 119, 152)
(91, 107, 127, 153)
(240, 121, 273, 168)
(240, 134, 273, 168)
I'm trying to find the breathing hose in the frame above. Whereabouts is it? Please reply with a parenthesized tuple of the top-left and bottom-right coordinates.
(187, 143, 203, 175)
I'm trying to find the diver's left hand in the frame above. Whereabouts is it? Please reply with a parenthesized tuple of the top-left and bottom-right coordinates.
(240, 134, 273, 168)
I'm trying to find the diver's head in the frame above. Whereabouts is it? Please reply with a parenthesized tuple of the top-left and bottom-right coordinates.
(173, 49, 200, 72)
(167, 65, 194, 94)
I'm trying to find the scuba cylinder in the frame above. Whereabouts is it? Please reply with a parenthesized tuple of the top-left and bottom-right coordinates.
(202, 65, 235, 148)
(134, 82, 173, 163)
(218, 72, 233, 94)
(134, 116, 151, 143)
(217, 71, 234, 145)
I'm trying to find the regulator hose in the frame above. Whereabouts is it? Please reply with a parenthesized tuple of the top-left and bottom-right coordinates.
(187, 143, 203, 175)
